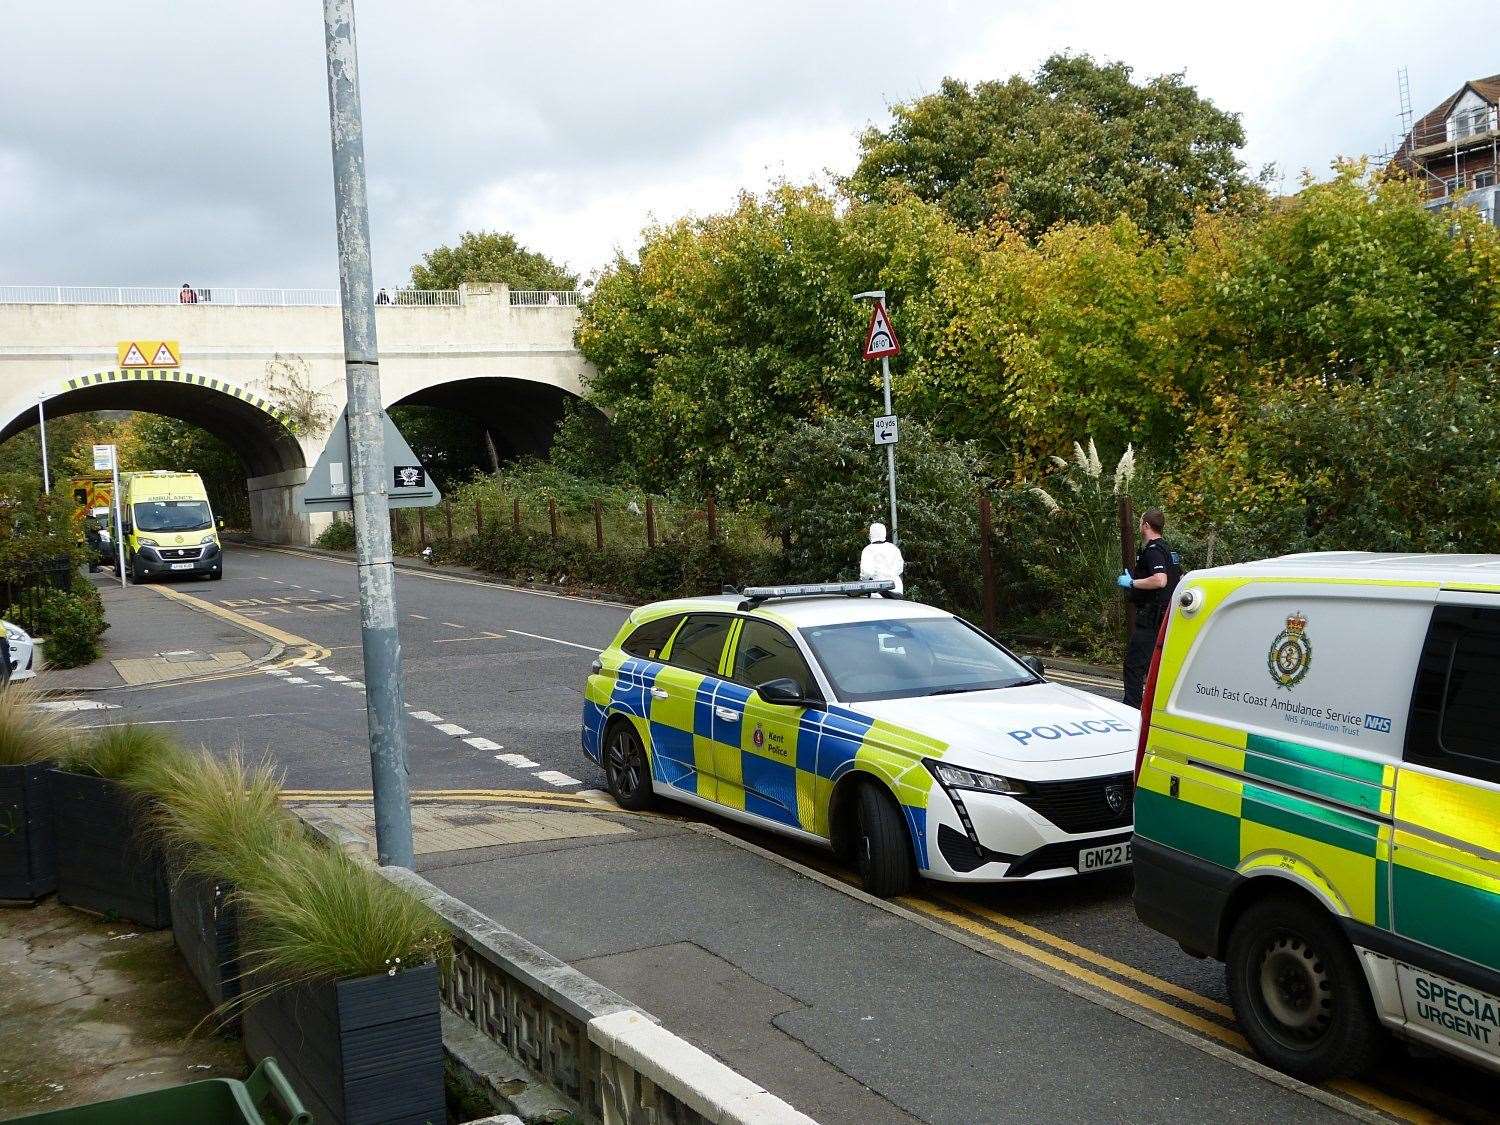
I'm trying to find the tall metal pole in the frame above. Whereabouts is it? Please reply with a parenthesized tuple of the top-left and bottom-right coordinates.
(322, 0, 414, 868)
(110, 450, 126, 589)
(37, 396, 50, 494)
(879, 355, 897, 543)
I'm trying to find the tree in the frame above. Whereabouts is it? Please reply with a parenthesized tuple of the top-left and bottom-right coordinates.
(848, 55, 1259, 240)
(409, 230, 577, 292)
(576, 184, 979, 497)
(114, 414, 251, 528)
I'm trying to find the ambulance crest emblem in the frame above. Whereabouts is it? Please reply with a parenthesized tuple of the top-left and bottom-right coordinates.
(1267, 612, 1313, 690)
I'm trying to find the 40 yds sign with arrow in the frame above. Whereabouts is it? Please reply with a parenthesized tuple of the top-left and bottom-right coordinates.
(862, 300, 901, 360)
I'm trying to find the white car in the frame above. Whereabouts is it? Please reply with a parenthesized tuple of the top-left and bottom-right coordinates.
(582, 581, 1140, 896)
(2, 620, 36, 683)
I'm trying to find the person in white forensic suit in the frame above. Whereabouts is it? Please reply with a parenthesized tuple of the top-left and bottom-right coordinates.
(860, 522, 904, 595)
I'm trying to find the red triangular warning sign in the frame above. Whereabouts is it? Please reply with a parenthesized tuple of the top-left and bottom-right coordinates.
(151, 342, 178, 366)
(120, 343, 148, 367)
(862, 300, 900, 360)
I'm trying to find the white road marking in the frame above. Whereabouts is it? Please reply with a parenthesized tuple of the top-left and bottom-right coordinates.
(35, 700, 120, 712)
(434, 722, 471, 737)
(286, 676, 309, 684)
(409, 613, 428, 620)
(496, 752, 538, 768)
(464, 736, 502, 751)
(263, 668, 292, 677)
(409, 710, 443, 723)
(328, 675, 351, 683)
(273, 580, 285, 585)
(310, 665, 334, 674)
(507, 629, 597, 652)
(348, 680, 365, 689)
(535, 770, 581, 787)
(256, 576, 269, 581)
(441, 621, 465, 629)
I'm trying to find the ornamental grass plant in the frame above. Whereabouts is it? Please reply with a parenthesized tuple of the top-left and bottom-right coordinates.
(234, 840, 448, 986)
(59, 723, 187, 780)
(0, 681, 72, 766)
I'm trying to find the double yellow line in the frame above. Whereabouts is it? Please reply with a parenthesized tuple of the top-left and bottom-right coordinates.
(280, 787, 599, 812)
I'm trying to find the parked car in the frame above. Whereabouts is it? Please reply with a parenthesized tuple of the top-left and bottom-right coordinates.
(2, 619, 36, 684)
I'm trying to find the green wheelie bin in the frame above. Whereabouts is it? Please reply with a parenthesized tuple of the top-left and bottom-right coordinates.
(9, 1058, 310, 1125)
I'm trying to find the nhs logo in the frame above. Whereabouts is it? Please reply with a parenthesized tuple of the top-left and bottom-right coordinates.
(1364, 714, 1394, 734)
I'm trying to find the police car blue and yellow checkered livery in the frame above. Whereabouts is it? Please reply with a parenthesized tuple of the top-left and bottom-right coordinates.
(582, 583, 1140, 896)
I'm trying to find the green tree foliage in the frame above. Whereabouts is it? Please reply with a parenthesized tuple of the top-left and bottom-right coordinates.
(409, 230, 578, 292)
(848, 55, 1258, 239)
(577, 184, 978, 496)
(388, 405, 495, 483)
(1170, 364, 1500, 554)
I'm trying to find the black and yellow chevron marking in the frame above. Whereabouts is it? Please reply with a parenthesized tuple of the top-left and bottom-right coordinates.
(62, 369, 291, 424)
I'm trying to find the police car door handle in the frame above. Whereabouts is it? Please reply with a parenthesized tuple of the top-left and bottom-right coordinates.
(649, 687, 669, 699)
(715, 706, 741, 722)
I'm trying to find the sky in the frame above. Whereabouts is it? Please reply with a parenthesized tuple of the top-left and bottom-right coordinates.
(3, 1, 1497, 289)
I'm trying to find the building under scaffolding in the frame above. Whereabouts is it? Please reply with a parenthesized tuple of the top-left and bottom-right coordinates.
(1386, 71, 1499, 224)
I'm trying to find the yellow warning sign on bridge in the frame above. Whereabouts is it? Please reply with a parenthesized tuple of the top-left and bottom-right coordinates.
(117, 340, 180, 368)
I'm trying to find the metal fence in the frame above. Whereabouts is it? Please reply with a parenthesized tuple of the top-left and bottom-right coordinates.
(0, 285, 460, 307)
(509, 289, 582, 307)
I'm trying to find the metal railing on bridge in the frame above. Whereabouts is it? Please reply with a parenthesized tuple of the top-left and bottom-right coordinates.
(509, 289, 582, 307)
(0, 285, 461, 307)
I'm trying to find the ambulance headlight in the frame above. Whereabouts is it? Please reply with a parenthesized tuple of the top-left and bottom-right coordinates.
(200, 534, 217, 545)
(926, 760, 1027, 796)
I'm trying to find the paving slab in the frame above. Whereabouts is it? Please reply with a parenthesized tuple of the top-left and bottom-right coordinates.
(338, 802, 1354, 1125)
(0, 899, 245, 1120)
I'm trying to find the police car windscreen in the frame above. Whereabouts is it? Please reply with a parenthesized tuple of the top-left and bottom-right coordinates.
(134, 500, 212, 532)
(802, 618, 1035, 702)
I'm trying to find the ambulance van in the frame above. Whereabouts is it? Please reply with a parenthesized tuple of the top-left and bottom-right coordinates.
(1133, 553, 1500, 1080)
(120, 471, 223, 582)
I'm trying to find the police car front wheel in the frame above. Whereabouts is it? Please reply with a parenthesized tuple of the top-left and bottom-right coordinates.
(603, 722, 654, 811)
(1226, 895, 1385, 1081)
(853, 783, 915, 898)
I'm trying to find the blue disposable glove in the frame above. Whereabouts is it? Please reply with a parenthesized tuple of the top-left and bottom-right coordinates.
(1116, 572, 1133, 589)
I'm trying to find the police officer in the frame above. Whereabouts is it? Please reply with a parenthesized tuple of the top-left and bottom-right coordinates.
(1117, 507, 1171, 707)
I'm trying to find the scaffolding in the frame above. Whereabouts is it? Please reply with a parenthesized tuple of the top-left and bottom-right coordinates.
(1381, 67, 1500, 222)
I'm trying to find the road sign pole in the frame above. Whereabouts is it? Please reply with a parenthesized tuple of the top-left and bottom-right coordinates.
(880, 355, 897, 543)
(322, 0, 414, 868)
(97, 445, 126, 588)
(37, 396, 50, 494)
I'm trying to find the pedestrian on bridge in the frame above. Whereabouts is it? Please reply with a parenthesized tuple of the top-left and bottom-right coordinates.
(178, 283, 198, 304)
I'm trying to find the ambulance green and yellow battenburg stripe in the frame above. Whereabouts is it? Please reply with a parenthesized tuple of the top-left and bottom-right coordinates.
(582, 604, 938, 869)
(1137, 571, 1500, 972)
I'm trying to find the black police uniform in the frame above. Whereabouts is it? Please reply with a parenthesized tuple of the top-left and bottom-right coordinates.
(1123, 538, 1172, 707)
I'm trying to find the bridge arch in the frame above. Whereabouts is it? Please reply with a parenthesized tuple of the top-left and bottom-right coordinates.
(0, 366, 310, 542)
(386, 374, 582, 464)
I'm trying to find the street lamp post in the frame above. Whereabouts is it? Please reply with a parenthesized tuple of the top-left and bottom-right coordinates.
(37, 395, 50, 494)
(321, 0, 414, 868)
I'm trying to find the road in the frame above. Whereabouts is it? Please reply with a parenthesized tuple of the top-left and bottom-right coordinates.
(75, 543, 1498, 1124)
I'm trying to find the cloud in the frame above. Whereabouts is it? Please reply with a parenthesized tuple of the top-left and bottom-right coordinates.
(3, 1, 1497, 287)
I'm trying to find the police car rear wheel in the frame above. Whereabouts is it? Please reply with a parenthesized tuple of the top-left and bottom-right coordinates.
(604, 723, 654, 811)
(1227, 896, 1384, 1080)
(854, 783, 914, 898)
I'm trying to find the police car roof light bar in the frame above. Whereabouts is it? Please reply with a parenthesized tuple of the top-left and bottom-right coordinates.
(738, 580, 897, 610)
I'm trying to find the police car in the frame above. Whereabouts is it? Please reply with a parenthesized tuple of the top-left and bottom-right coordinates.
(582, 582, 1140, 896)
(2, 619, 36, 684)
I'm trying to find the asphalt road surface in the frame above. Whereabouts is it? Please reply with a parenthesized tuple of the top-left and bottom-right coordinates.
(74, 543, 1498, 1124)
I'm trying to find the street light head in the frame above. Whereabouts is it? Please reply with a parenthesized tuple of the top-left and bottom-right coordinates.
(853, 290, 886, 303)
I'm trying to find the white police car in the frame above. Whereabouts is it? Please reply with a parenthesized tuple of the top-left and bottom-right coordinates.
(2, 619, 36, 684)
(582, 582, 1140, 895)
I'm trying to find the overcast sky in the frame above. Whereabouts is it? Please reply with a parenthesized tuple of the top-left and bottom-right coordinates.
(3, 2, 1496, 289)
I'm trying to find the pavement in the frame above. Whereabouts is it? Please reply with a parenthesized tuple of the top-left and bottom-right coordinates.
(42, 574, 276, 693)
(51, 542, 1499, 1124)
(0, 899, 245, 1120)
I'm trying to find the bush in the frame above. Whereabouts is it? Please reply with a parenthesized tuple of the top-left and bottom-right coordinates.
(0, 681, 72, 766)
(316, 516, 357, 551)
(3, 585, 108, 669)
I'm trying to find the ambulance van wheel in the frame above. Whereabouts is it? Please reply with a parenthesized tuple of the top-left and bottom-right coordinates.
(1226, 894, 1385, 1081)
(854, 783, 915, 898)
(603, 721, 654, 811)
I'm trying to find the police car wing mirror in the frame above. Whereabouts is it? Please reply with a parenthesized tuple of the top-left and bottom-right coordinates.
(756, 677, 805, 706)
(1024, 656, 1046, 679)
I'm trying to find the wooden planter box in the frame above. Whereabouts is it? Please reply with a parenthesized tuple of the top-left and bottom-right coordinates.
(170, 868, 240, 1020)
(49, 769, 170, 928)
(0, 761, 57, 903)
(242, 960, 443, 1125)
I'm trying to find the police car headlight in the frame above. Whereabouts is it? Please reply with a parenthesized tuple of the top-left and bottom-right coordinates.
(926, 760, 1027, 796)
(3, 622, 28, 644)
